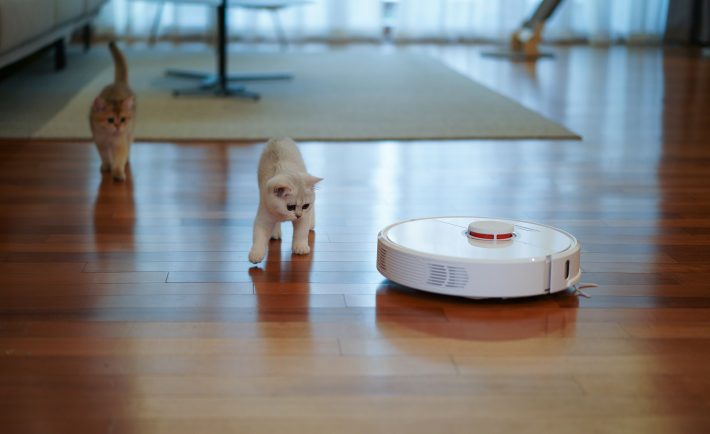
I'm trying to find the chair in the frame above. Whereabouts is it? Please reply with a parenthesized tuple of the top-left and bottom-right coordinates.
(138, 0, 311, 48)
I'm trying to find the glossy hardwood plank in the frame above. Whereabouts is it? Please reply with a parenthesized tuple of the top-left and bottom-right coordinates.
(10, 394, 698, 421)
(105, 418, 710, 434)
(5, 318, 627, 339)
(82, 260, 375, 272)
(622, 322, 710, 338)
(0, 282, 255, 296)
(0, 337, 342, 356)
(0, 354, 458, 377)
(0, 294, 348, 310)
(0, 271, 168, 284)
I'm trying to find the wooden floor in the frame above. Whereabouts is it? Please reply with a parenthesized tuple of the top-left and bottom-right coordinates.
(1, 44, 710, 433)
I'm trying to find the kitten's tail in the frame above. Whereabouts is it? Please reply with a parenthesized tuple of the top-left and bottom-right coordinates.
(109, 41, 128, 84)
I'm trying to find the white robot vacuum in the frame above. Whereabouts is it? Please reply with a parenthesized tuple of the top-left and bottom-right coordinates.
(377, 217, 581, 299)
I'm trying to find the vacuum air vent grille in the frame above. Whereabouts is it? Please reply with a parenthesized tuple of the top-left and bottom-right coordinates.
(377, 243, 387, 272)
(427, 263, 469, 288)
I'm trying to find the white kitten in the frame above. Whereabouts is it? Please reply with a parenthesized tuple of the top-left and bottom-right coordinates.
(249, 138, 323, 264)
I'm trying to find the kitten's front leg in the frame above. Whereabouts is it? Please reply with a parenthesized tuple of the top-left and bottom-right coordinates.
(249, 218, 274, 264)
(96, 143, 111, 173)
(292, 216, 311, 255)
(111, 140, 130, 181)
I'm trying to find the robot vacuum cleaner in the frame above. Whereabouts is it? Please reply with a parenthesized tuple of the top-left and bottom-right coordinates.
(376, 217, 581, 299)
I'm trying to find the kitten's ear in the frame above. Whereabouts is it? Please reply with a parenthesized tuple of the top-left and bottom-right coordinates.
(267, 176, 292, 198)
(306, 174, 323, 187)
(92, 97, 107, 112)
(121, 96, 135, 111)
(272, 184, 291, 198)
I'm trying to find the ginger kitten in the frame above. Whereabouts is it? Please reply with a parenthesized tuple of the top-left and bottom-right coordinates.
(249, 138, 323, 264)
(90, 42, 136, 182)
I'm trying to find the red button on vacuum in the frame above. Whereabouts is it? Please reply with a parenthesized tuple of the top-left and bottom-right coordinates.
(467, 220, 515, 241)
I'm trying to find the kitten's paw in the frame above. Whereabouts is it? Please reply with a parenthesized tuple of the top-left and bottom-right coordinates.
(111, 168, 126, 182)
(248, 247, 266, 264)
(271, 225, 281, 240)
(100, 162, 111, 173)
(292, 242, 310, 255)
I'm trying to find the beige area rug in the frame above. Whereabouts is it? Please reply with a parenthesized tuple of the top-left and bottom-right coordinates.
(20, 50, 578, 141)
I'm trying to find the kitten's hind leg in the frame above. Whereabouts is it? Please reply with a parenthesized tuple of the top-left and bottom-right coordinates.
(126, 134, 134, 165)
(271, 223, 281, 240)
(309, 205, 316, 231)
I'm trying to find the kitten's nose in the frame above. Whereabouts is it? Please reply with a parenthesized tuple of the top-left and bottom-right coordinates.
(295, 214, 301, 219)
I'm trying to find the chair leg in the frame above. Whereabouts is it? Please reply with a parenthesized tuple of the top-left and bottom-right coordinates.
(149, 0, 167, 45)
(54, 38, 66, 70)
(82, 24, 93, 52)
(270, 9, 288, 50)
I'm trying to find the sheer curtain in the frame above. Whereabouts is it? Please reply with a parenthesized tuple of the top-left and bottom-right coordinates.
(96, 0, 669, 43)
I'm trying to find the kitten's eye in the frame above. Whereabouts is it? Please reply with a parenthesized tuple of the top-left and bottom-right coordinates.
(107, 117, 115, 124)
(302, 204, 310, 210)
(120, 117, 126, 123)
(286, 205, 296, 211)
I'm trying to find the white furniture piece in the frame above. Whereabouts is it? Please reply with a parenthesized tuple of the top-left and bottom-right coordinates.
(0, 0, 108, 70)
(229, 1, 311, 49)
(141, 0, 311, 48)
(130, 0, 218, 45)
